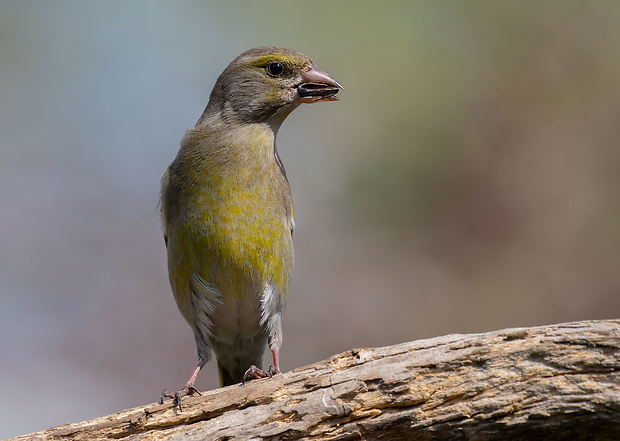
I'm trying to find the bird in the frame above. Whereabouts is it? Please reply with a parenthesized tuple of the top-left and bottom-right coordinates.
(159, 46, 342, 405)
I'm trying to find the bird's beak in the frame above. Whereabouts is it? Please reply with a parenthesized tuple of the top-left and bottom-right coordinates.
(295, 64, 343, 103)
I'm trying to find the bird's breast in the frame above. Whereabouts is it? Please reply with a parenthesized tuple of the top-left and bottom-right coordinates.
(165, 124, 294, 305)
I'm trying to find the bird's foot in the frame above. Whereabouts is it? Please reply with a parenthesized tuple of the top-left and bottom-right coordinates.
(160, 386, 201, 411)
(242, 365, 280, 385)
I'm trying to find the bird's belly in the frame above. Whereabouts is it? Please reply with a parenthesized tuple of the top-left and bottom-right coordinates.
(206, 291, 268, 371)
(208, 290, 264, 345)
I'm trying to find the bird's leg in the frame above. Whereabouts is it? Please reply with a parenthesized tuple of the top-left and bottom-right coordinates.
(242, 348, 281, 385)
(270, 348, 281, 374)
(184, 363, 203, 390)
(160, 364, 202, 410)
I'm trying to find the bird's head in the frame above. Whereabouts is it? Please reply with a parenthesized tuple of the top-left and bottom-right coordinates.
(203, 46, 343, 128)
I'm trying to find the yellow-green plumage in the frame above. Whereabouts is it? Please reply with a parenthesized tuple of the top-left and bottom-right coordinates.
(164, 123, 293, 302)
(160, 47, 341, 391)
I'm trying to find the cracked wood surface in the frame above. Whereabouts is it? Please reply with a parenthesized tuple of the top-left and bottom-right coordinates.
(11, 320, 620, 441)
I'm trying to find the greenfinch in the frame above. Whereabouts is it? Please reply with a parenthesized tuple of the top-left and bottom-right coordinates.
(160, 46, 342, 402)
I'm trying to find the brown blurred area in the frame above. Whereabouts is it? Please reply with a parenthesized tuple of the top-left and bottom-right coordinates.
(1, 2, 619, 438)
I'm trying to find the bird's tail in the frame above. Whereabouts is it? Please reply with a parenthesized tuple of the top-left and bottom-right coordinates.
(218, 362, 242, 387)
(219, 360, 265, 387)
(215, 340, 267, 386)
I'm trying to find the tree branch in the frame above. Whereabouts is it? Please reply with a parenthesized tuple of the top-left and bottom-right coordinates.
(12, 320, 620, 440)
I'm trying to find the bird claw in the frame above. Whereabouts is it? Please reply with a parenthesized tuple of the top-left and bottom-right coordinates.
(160, 386, 201, 411)
(242, 365, 281, 385)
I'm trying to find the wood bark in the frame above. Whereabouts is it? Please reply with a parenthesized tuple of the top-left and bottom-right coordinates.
(11, 320, 620, 441)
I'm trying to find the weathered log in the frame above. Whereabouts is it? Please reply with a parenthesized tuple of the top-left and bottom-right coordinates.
(11, 320, 620, 440)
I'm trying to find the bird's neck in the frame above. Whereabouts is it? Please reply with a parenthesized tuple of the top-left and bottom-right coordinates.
(197, 101, 298, 136)
(181, 113, 278, 174)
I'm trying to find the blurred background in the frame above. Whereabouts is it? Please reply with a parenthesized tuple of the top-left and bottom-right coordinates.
(1, 1, 619, 437)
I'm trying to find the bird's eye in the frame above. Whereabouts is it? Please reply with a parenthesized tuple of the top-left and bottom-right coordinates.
(267, 62, 285, 76)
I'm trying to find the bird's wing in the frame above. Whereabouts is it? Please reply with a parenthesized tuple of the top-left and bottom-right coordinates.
(160, 167, 170, 247)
